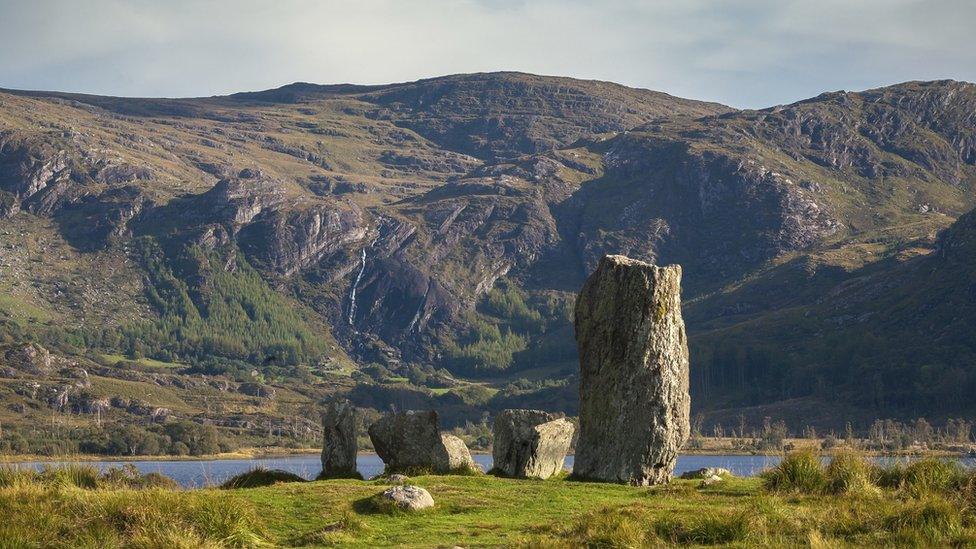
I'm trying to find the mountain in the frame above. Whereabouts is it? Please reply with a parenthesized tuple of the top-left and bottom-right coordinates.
(0, 73, 974, 449)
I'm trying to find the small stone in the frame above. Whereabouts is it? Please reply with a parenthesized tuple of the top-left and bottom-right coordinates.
(492, 409, 574, 479)
(679, 467, 732, 480)
(699, 474, 724, 487)
(439, 433, 477, 471)
(380, 485, 434, 511)
(387, 473, 409, 484)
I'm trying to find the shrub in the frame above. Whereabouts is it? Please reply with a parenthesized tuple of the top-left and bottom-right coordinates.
(762, 449, 826, 494)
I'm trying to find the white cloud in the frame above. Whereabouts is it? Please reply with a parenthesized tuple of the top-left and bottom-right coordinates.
(0, 0, 972, 107)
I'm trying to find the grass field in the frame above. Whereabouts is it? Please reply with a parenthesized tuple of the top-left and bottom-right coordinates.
(3, 452, 976, 547)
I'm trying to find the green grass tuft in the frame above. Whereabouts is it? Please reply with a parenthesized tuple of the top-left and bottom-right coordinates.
(762, 449, 827, 494)
(876, 458, 967, 496)
(655, 509, 754, 545)
(825, 450, 877, 495)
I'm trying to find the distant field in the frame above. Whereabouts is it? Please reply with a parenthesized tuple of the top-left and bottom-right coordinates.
(98, 353, 184, 370)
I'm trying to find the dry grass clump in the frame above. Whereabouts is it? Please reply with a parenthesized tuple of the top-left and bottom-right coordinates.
(762, 449, 827, 493)
(825, 450, 877, 495)
(875, 458, 967, 496)
(0, 463, 179, 490)
(0, 473, 267, 547)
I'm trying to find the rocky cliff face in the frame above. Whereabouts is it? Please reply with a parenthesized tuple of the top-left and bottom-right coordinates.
(1, 74, 975, 422)
(0, 131, 75, 218)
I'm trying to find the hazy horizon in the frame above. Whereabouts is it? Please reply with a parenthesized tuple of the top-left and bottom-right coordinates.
(1, 0, 974, 109)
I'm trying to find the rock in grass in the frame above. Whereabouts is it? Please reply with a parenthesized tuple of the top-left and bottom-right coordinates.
(699, 474, 724, 487)
(386, 473, 409, 485)
(680, 467, 732, 480)
(368, 410, 476, 474)
(572, 255, 690, 486)
(380, 485, 434, 511)
(492, 409, 574, 479)
(320, 399, 358, 478)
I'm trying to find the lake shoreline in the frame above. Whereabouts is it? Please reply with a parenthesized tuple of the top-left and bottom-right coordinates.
(1, 447, 967, 464)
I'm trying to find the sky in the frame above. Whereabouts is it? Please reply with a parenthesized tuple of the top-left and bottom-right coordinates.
(0, 0, 973, 109)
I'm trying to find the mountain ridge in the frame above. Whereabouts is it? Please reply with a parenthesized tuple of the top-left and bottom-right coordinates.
(1, 73, 975, 447)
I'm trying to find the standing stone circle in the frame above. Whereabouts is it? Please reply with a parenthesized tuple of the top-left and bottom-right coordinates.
(368, 410, 475, 474)
(320, 399, 359, 478)
(572, 255, 690, 485)
(492, 409, 574, 479)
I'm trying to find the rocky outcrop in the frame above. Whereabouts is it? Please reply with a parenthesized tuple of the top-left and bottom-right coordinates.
(1, 343, 54, 376)
(199, 172, 286, 228)
(0, 131, 76, 218)
(572, 255, 690, 485)
(378, 485, 434, 511)
(320, 400, 358, 478)
(367, 410, 475, 473)
(237, 202, 367, 277)
(491, 409, 574, 479)
(238, 382, 276, 399)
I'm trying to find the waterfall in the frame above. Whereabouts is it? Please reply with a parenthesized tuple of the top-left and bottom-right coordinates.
(406, 281, 431, 333)
(347, 247, 367, 325)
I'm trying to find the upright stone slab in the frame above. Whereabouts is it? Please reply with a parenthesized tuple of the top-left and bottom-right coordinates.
(572, 255, 690, 485)
(368, 410, 475, 474)
(321, 399, 358, 478)
(492, 409, 574, 479)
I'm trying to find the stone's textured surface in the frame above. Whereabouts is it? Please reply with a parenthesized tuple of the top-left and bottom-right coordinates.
(368, 410, 475, 473)
(572, 255, 690, 486)
(492, 409, 574, 479)
(321, 400, 358, 477)
(680, 467, 732, 480)
(380, 485, 434, 511)
(368, 410, 442, 472)
(386, 474, 409, 485)
(436, 434, 477, 472)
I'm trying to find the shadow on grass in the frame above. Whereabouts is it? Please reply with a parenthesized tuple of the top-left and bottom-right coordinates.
(315, 470, 364, 481)
(220, 467, 306, 489)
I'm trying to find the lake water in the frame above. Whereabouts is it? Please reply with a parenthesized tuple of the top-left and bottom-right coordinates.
(10, 454, 790, 488)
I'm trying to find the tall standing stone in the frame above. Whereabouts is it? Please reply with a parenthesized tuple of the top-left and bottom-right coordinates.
(572, 255, 690, 485)
(321, 399, 359, 478)
(492, 409, 574, 479)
